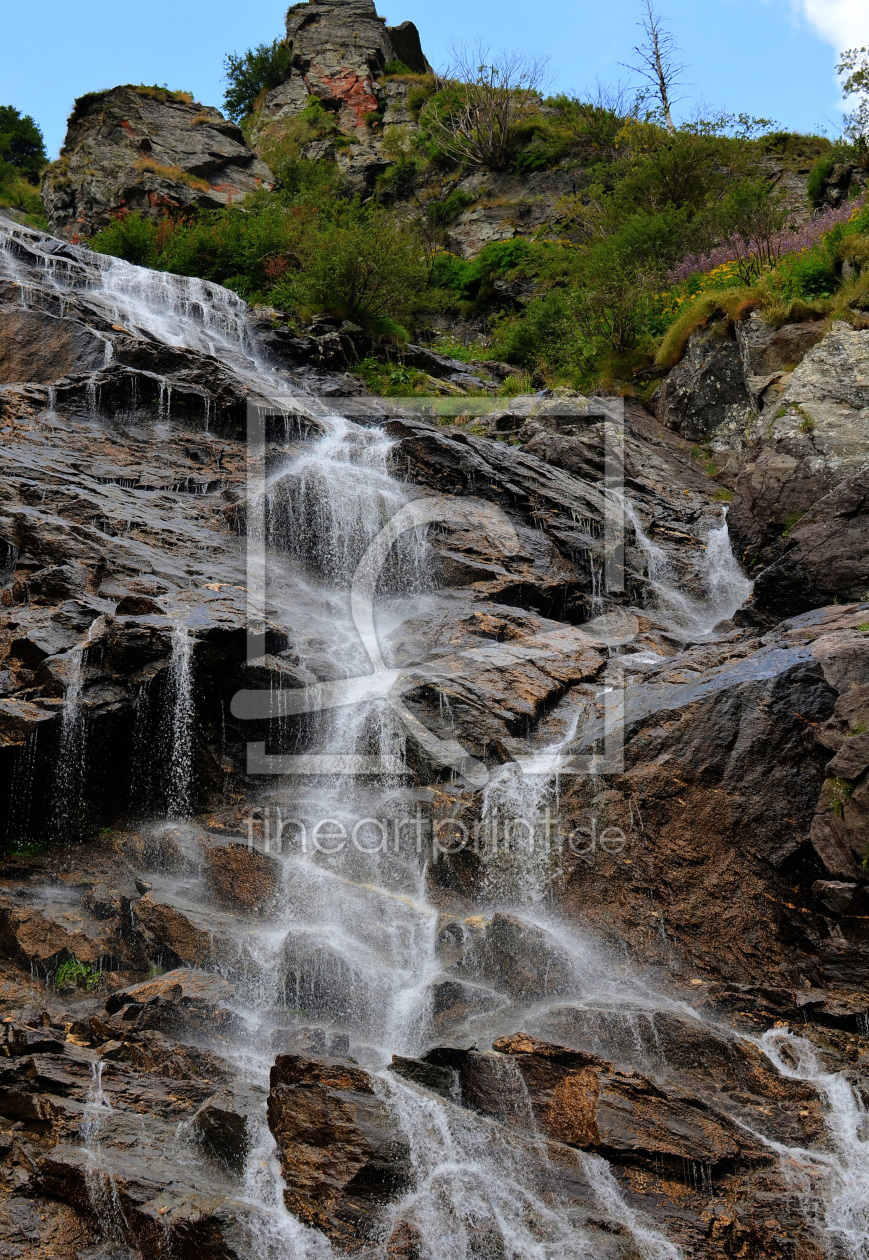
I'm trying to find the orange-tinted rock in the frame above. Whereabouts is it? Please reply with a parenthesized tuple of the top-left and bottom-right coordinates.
(204, 840, 281, 915)
(267, 1053, 410, 1248)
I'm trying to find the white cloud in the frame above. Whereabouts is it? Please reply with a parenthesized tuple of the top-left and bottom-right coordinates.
(790, 0, 868, 52)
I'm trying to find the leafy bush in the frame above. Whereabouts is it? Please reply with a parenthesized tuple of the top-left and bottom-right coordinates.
(424, 189, 476, 228)
(378, 157, 423, 201)
(89, 214, 162, 267)
(224, 40, 293, 123)
(418, 50, 547, 170)
(91, 193, 428, 331)
(778, 250, 839, 299)
(383, 60, 413, 77)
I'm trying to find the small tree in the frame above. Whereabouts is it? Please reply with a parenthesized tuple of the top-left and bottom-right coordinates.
(837, 46, 869, 169)
(224, 40, 293, 124)
(622, 2, 686, 135)
(0, 106, 46, 186)
(420, 46, 549, 171)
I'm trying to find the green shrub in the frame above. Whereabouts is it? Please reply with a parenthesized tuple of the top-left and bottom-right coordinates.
(778, 249, 839, 299)
(0, 173, 46, 226)
(807, 155, 837, 205)
(272, 207, 428, 325)
(355, 355, 427, 394)
(428, 250, 477, 298)
(424, 189, 476, 228)
(406, 76, 439, 119)
(378, 157, 423, 200)
(55, 958, 101, 990)
(89, 214, 162, 267)
(224, 39, 292, 122)
(383, 60, 413, 77)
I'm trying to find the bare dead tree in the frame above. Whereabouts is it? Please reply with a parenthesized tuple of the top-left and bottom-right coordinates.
(622, 2, 686, 134)
(420, 45, 550, 171)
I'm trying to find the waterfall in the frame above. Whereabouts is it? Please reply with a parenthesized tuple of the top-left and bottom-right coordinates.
(5, 214, 844, 1260)
(51, 617, 104, 838)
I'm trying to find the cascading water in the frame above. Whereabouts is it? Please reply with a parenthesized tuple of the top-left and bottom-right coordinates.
(5, 215, 865, 1260)
(51, 616, 104, 838)
(757, 1029, 869, 1259)
(622, 496, 752, 639)
(167, 620, 196, 818)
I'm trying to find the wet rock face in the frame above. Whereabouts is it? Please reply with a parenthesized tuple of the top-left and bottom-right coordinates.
(2, 215, 869, 1258)
(0, 305, 108, 383)
(42, 86, 274, 240)
(267, 1053, 411, 1247)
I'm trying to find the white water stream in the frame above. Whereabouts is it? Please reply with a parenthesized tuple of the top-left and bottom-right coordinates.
(2, 216, 867, 1259)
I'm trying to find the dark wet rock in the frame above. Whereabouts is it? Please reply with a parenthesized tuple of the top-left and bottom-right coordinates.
(386, 1218, 425, 1260)
(103, 968, 237, 1018)
(0, 893, 120, 974)
(0, 1023, 66, 1056)
(457, 912, 574, 1001)
(43, 86, 273, 240)
(490, 1033, 770, 1173)
(193, 1085, 263, 1171)
(133, 892, 245, 970)
(267, 1053, 411, 1247)
(0, 306, 107, 384)
(751, 470, 869, 615)
(654, 325, 752, 441)
(388, 1054, 457, 1099)
(813, 879, 859, 915)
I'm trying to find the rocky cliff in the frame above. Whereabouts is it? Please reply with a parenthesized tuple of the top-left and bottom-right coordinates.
(42, 86, 274, 240)
(1, 212, 869, 1258)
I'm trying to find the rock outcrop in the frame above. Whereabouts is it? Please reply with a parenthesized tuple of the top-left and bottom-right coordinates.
(729, 322, 869, 612)
(268, 1053, 411, 1247)
(42, 86, 274, 240)
(268, 0, 430, 133)
(249, 0, 430, 194)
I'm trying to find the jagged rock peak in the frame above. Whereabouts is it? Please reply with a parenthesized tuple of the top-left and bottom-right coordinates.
(250, 0, 430, 148)
(285, 0, 430, 77)
(42, 85, 274, 241)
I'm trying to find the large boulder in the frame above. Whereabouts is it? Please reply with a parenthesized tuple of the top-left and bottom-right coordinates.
(654, 323, 751, 441)
(250, 0, 430, 192)
(42, 86, 274, 240)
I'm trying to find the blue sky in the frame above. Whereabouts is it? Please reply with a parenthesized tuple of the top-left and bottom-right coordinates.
(2, 0, 865, 156)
